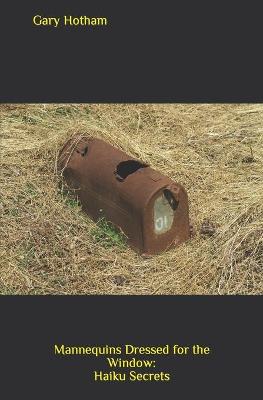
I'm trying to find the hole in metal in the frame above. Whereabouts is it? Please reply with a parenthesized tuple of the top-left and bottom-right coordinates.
(115, 160, 147, 181)
(76, 146, 88, 157)
(163, 189, 179, 210)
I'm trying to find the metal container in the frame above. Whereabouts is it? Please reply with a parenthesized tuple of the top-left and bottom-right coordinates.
(58, 135, 190, 255)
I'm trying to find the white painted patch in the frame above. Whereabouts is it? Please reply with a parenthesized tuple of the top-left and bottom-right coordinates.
(154, 193, 174, 234)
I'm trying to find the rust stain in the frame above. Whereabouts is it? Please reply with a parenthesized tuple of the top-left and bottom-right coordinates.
(58, 135, 191, 255)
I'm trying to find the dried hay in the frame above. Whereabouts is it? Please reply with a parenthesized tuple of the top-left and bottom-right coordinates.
(0, 103, 262, 294)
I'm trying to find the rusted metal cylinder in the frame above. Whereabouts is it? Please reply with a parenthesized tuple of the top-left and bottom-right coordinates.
(58, 135, 190, 255)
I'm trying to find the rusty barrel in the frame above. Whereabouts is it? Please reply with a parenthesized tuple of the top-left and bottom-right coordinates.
(58, 135, 190, 255)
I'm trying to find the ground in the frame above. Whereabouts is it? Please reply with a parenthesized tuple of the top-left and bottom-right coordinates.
(1, 104, 262, 294)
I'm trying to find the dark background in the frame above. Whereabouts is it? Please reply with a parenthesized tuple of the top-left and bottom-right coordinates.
(1, 0, 262, 398)
(1, 296, 262, 399)
(0, 0, 263, 102)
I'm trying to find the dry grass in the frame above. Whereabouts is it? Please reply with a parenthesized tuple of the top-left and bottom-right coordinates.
(0, 103, 262, 295)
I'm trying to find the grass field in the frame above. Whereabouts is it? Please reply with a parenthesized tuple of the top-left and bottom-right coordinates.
(1, 104, 262, 295)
